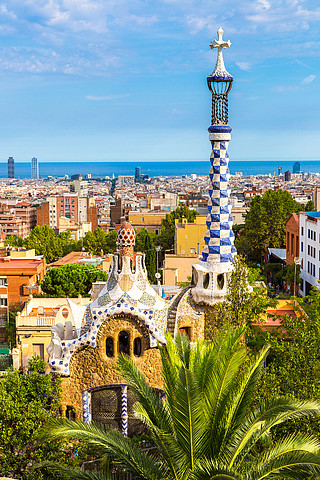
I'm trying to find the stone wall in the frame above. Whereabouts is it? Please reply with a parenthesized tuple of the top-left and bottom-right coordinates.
(60, 314, 163, 419)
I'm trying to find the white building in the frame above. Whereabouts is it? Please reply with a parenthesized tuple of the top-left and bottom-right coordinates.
(299, 212, 320, 296)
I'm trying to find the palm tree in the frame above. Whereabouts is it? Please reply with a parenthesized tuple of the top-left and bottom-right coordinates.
(38, 327, 320, 479)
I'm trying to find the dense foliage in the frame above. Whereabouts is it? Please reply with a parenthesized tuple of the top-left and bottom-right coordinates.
(236, 189, 302, 261)
(41, 263, 108, 297)
(0, 356, 77, 480)
(5, 226, 118, 263)
(252, 285, 320, 439)
(205, 255, 272, 337)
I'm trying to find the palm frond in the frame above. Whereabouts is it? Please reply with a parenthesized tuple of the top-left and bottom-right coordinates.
(34, 460, 114, 480)
(191, 458, 240, 480)
(246, 433, 320, 480)
(212, 344, 269, 460)
(170, 366, 205, 472)
(226, 398, 320, 469)
(115, 353, 169, 430)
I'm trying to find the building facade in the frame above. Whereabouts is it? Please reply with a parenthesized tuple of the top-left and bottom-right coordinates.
(7, 157, 14, 179)
(31, 157, 39, 179)
(0, 202, 37, 238)
(299, 212, 320, 296)
(37, 194, 98, 231)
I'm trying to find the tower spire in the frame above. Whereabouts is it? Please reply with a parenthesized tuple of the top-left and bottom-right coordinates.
(191, 27, 236, 306)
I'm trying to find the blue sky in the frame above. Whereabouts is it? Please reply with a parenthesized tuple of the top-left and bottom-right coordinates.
(0, 0, 319, 163)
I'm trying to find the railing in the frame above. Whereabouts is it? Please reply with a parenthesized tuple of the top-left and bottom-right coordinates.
(36, 316, 56, 326)
(17, 316, 56, 327)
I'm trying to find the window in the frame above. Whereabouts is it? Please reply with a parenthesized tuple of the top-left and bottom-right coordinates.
(308, 229, 310, 238)
(33, 343, 44, 360)
(301, 226, 304, 236)
(118, 331, 130, 355)
(301, 242, 303, 252)
(106, 337, 114, 357)
(133, 337, 142, 357)
(203, 273, 210, 289)
(0, 278, 7, 286)
(141, 217, 144, 223)
(308, 261, 310, 273)
(313, 264, 316, 277)
(179, 326, 191, 340)
(0, 298, 7, 306)
(308, 245, 310, 255)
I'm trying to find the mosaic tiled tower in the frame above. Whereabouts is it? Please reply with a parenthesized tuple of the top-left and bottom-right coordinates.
(192, 27, 237, 306)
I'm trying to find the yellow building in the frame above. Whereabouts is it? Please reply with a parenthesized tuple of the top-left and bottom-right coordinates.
(128, 210, 167, 235)
(16, 296, 90, 369)
(175, 215, 206, 255)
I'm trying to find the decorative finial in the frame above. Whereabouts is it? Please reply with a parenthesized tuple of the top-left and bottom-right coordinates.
(208, 27, 232, 81)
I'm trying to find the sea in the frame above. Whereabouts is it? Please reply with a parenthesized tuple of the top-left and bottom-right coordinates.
(0, 160, 319, 179)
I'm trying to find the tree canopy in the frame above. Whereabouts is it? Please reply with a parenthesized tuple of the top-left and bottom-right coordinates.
(0, 356, 81, 480)
(41, 263, 107, 297)
(5, 225, 118, 263)
(237, 189, 302, 261)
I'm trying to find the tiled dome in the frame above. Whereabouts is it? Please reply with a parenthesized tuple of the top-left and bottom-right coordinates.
(118, 217, 135, 247)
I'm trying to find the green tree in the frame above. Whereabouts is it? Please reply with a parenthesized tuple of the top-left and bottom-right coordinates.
(252, 285, 320, 438)
(205, 256, 272, 337)
(82, 230, 96, 255)
(238, 189, 302, 261)
(305, 200, 315, 212)
(41, 264, 107, 297)
(39, 328, 320, 479)
(0, 356, 72, 480)
(157, 206, 198, 252)
(5, 234, 24, 247)
(25, 225, 63, 263)
(104, 229, 118, 253)
(93, 227, 107, 255)
(144, 230, 156, 283)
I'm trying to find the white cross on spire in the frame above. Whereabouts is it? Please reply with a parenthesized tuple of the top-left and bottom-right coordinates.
(209, 27, 232, 79)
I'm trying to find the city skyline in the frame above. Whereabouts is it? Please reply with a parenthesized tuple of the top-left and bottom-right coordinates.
(0, 1, 318, 162)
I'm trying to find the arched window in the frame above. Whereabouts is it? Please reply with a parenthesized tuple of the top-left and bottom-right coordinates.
(66, 405, 76, 420)
(106, 337, 114, 358)
(118, 331, 130, 355)
(217, 273, 224, 290)
(133, 337, 142, 357)
(203, 273, 210, 289)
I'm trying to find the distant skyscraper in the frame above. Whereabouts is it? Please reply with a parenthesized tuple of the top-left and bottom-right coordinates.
(8, 157, 14, 179)
(31, 157, 39, 179)
(293, 161, 300, 174)
(278, 166, 282, 176)
(284, 170, 291, 182)
(135, 167, 141, 181)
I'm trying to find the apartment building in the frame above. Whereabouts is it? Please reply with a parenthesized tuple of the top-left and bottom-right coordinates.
(299, 212, 320, 296)
(0, 201, 37, 238)
(37, 194, 98, 231)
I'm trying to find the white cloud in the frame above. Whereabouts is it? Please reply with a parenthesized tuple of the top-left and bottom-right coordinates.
(302, 74, 316, 85)
(235, 61, 250, 71)
(257, 0, 271, 10)
(86, 94, 130, 101)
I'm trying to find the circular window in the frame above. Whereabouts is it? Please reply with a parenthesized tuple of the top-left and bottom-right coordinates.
(62, 308, 69, 318)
